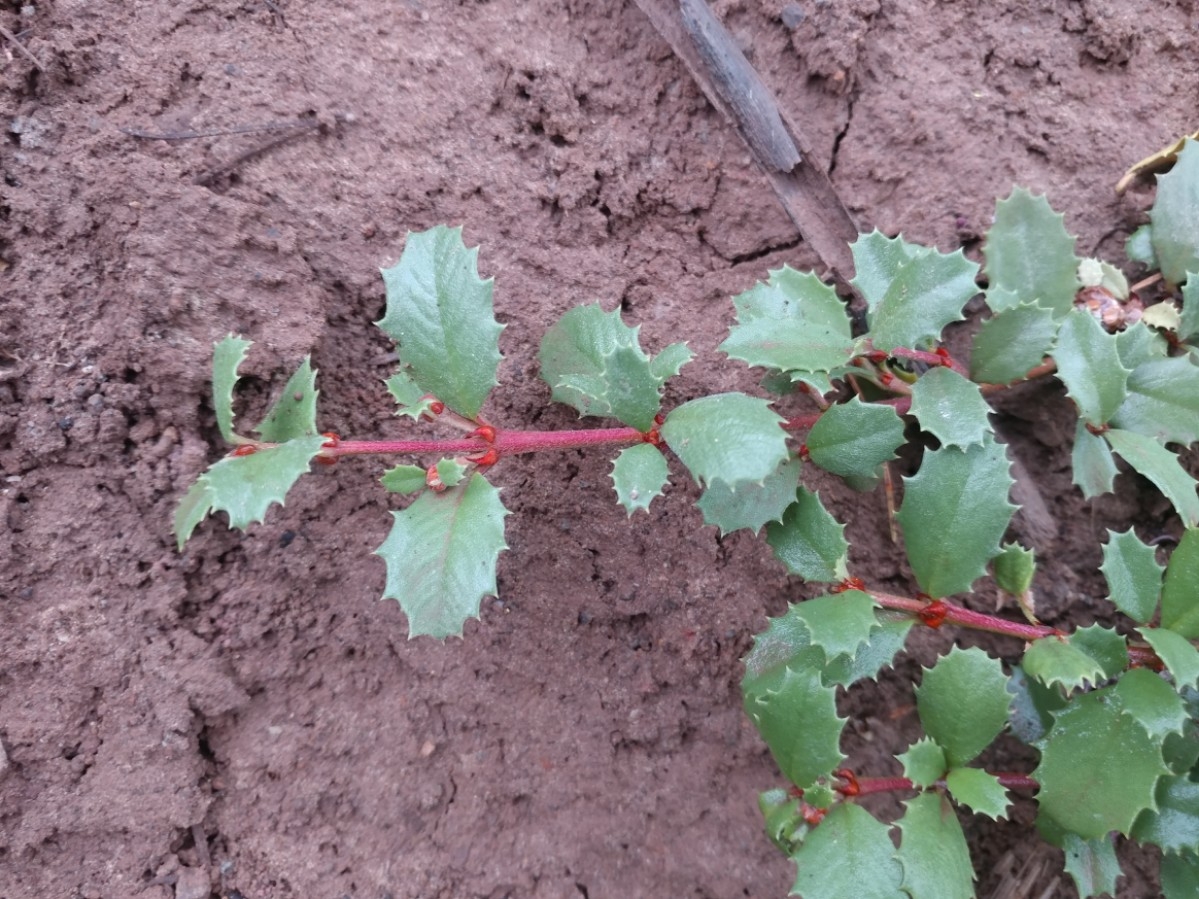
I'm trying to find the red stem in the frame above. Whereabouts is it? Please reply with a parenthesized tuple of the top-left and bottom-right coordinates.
(322, 425, 648, 459)
(844, 772, 1039, 798)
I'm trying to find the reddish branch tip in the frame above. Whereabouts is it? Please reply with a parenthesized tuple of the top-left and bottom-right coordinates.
(918, 599, 949, 629)
(800, 803, 827, 826)
(1084, 422, 1110, 436)
(935, 347, 953, 366)
(469, 447, 500, 468)
(321, 431, 341, 448)
(230, 444, 257, 457)
(833, 769, 860, 797)
(469, 424, 497, 444)
(429, 401, 446, 415)
(798, 444, 811, 462)
(880, 372, 895, 386)
(866, 350, 889, 364)
(425, 466, 447, 492)
(831, 576, 866, 594)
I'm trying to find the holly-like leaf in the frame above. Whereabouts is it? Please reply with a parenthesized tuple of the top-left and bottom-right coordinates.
(1117, 322, 1170, 369)
(662, 393, 789, 489)
(697, 456, 802, 534)
(1072, 421, 1118, 499)
(895, 792, 975, 899)
(898, 737, 948, 789)
(212, 334, 253, 444)
(1162, 851, 1199, 899)
(1115, 669, 1189, 742)
(1006, 664, 1067, 747)
(1100, 528, 1163, 624)
(744, 666, 845, 791)
(719, 266, 855, 374)
(759, 788, 806, 856)
(384, 367, 438, 420)
(1105, 429, 1199, 526)
(945, 768, 1010, 820)
(742, 604, 820, 701)
(539, 304, 690, 430)
(1138, 627, 1199, 690)
(867, 246, 980, 352)
(1034, 685, 1171, 839)
(983, 188, 1080, 317)
(994, 542, 1035, 596)
(1133, 775, 1199, 856)
(792, 591, 878, 664)
(174, 478, 215, 549)
(434, 457, 469, 488)
(1149, 138, 1199, 285)
(916, 647, 1011, 766)
(201, 436, 327, 532)
(823, 613, 914, 688)
(610, 443, 669, 515)
(806, 397, 905, 480)
(377, 225, 503, 419)
(1162, 528, 1199, 637)
(850, 230, 931, 312)
(790, 804, 906, 899)
(1181, 277, 1199, 343)
(376, 472, 509, 639)
(1023, 625, 1127, 694)
(897, 436, 1017, 598)
(766, 488, 849, 583)
(381, 464, 429, 494)
(1110, 355, 1199, 445)
(1053, 311, 1130, 426)
(984, 286, 1023, 315)
(970, 302, 1059, 384)
(909, 366, 993, 448)
(256, 356, 319, 442)
(1126, 224, 1158, 268)
(1061, 833, 1122, 899)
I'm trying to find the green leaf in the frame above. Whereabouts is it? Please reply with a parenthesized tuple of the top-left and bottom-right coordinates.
(1115, 669, 1189, 741)
(790, 804, 906, 899)
(895, 792, 976, 899)
(538, 304, 689, 430)
(384, 367, 437, 420)
(1100, 528, 1163, 624)
(983, 187, 1080, 317)
(1052, 311, 1130, 426)
(1023, 625, 1127, 694)
(1126, 223, 1157, 268)
(1034, 685, 1171, 838)
(945, 768, 1010, 820)
(381, 464, 429, 494)
(1110, 355, 1199, 445)
(867, 246, 980, 352)
(662, 393, 789, 488)
(255, 356, 319, 442)
(1149, 138, 1199, 285)
(741, 604, 823, 701)
(766, 488, 849, 582)
(806, 397, 905, 480)
(1181, 277, 1199, 342)
(1163, 528, 1199, 637)
(610, 443, 669, 515)
(212, 334, 253, 444)
(984, 285, 1023, 315)
(376, 472, 509, 639)
(174, 478, 215, 549)
(1116, 322, 1169, 369)
(377, 225, 503, 419)
(759, 788, 806, 855)
(897, 737, 948, 789)
(744, 666, 845, 791)
(897, 436, 1017, 598)
(1162, 852, 1199, 899)
(823, 613, 914, 688)
(434, 457, 468, 488)
(909, 366, 993, 448)
(1133, 775, 1199, 856)
(1139, 627, 1199, 690)
(1006, 664, 1067, 747)
(697, 456, 802, 534)
(916, 646, 1011, 766)
(1105, 429, 1199, 526)
(1072, 420, 1119, 499)
(793, 591, 878, 663)
(201, 436, 327, 531)
(994, 542, 1035, 595)
(720, 266, 855, 374)
(850, 230, 930, 312)
(1078, 257, 1130, 300)
(1061, 833, 1122, 899)
(969, 302, 1059, 384)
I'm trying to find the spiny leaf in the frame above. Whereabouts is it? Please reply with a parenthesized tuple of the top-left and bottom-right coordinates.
(994, 542, 1035, 596)
(1052, 311, 1130, 426)
(1181, 277, 1199, 342)
(945, 767, 1010, 820)
(1126, 223, 1157, 268)
(1116, 322, 1169, 369)
(255, 356, 319, 442)
(1138, 627, 1199, 690)
(1034, 684, 1170, 839)
(661, 392, 789, 489)
(806, 397, 905, 480)
(1110, 355, 1199, 445)
(1061, 833, 1122, 899)
(174, 478, 215, 549)
(377, 225, 503, 419)
(1114, 669, 1189, 742)
(897, 737, 948, 789)
(1105, 429, 1199, 526)
(539, 304, 689, 430)
(849, 230, 931, 312)
(792, 591, 878, 664)
(1149, 138, 1199, 285)
(434, 458, 469, 488)
(697, 456, 802, 534)
(1072, 421, 1118, 499)
(909, 366, 993, 448)
(744, 666, 845, 792)
(984, 285, 1023, 315)
(1162, 528, 1199, 638)
(381, 464, 429, 495)
(1162, 851, 1199, 899)
(766, 488, 849, 583)
(1133, 775, 1199, 856)
(201, 436, 327, 531)
(610, 443, 669, 515)
(1006, 664, 1067, 747)
(1100, 528, 1163, 624)
(970, 302, 1058, 384)
(983, 187, 1080, 317)
(897, 436, 1017, 598)
(212, 334, 253, 444)
(376, 472, 509, 640)
(822, 613, 913, 688)
(384, 367, 438, 420)
(915, 646, 1011, 767)
(741, 604, 824, 701)
(895, 792, 976, 899)
(867, 245, 980, 352)
(1023, 625, 1127, 694)
(790, 804, 906, 899)
(759, 788, 806, 856)
(1078, 257, 1130, 300)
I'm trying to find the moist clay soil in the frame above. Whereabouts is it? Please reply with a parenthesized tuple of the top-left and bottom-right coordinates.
(1, 1, 1195, 897)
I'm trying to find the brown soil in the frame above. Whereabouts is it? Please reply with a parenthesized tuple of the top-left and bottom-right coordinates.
(1, 1, 1191, 897)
